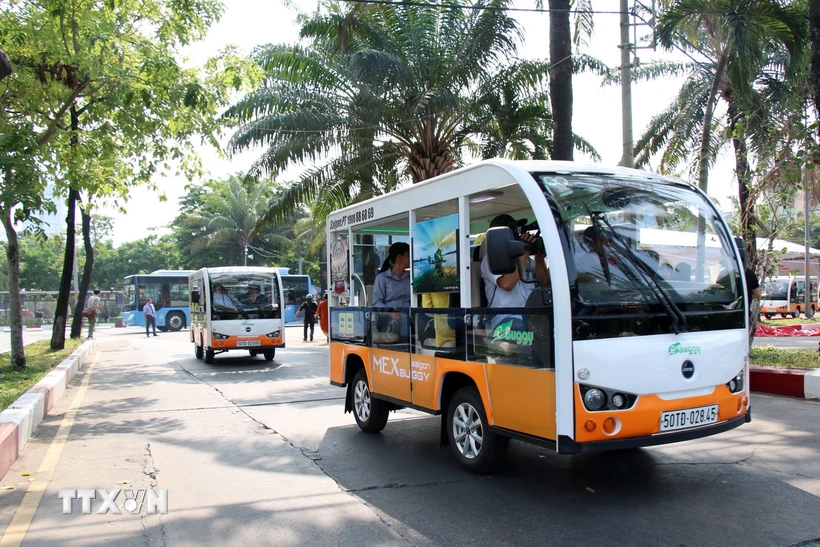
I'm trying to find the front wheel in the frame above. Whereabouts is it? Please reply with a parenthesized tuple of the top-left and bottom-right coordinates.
(764, 313, 773, 320)
(446, 387, 509, 473)
(351, 369, 389, 433)
(263, 349, 275, 361)
(204, 348, 215, 364)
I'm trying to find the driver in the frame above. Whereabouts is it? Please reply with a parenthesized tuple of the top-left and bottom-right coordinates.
(480, 214, 549, 332)
(244, 284, 267, 305)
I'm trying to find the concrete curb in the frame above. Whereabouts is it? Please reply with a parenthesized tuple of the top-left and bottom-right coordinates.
(0, 340, 94, 479)
(750, 366, 820, 400)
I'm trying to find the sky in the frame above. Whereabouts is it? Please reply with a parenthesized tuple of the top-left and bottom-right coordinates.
(100, 0, 738, 247)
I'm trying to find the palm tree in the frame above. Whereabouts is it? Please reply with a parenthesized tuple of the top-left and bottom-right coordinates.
(656, 0, 806, 194)
(184, 175, 292, 265)
(548, 0, 573, 160)
(467, 62, 600, 160)
(225, 1, 595, 224)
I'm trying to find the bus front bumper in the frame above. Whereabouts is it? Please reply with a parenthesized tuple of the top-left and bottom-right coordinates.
(557, 411, 751, 454)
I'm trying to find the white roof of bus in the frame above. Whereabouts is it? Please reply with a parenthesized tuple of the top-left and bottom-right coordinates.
(194, 267, 281, 274)
(327, 159, 692, 221)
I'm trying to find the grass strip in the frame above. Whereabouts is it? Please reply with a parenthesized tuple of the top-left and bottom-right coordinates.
(750, 346, 819, 369)
(0, 339, 83, 411)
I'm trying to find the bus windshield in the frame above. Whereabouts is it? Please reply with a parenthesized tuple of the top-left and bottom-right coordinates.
(209, 273, 280, 320)
(762, 278, 789, 300)
(534, 172, 743, 319)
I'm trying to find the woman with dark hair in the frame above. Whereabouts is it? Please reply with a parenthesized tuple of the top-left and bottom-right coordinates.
(372, 242, 411, 308)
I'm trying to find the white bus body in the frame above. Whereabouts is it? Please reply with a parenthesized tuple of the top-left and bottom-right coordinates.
(326, 159, 751, 472)
(189, 267, 286, 364)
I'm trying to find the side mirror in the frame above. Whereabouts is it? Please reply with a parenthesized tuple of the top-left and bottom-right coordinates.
(486, 226, 526, 275)
(191, 289, 200, 304)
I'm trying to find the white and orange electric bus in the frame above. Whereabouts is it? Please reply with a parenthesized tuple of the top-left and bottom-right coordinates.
(189, 267, 285, 363)
(327, 159, 751, 473)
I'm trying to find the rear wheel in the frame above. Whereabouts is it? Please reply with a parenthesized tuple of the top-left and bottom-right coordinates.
(764, 313, 773, 320)
(351, 369, 388, 433)
(204, 348, 215, 364)
(166, 312, 185, 331)
(446, 387, 509, 473)
(263, 349, 275, 361)
(194, 343, 203, 360)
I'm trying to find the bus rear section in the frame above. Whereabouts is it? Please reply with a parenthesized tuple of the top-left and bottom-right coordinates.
(761, 276, 817, 319)
(122, 271, 194, 331)
(326, 160, 750, 472)
(189, 267, 286, 364)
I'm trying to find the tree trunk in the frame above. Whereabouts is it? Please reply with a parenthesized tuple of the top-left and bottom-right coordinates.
(50, 187, 78, 350)
(548, 0, 573, 161)
(811, 0, 820, 141)
(70, 203, 93, 338)
(1, 198, 26, 368)
(52, 105, 81, 350)
(727, 95, 756, 265)
(697, 51, 728, 192)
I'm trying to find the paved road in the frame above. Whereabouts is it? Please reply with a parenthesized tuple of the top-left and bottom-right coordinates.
(0, 327, 818, 546)
(753, 336, 820, 350)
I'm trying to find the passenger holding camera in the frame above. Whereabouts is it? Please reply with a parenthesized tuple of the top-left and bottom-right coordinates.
(481, 214, 549, 332)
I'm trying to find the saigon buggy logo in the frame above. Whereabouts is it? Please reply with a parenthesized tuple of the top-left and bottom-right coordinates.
(58, 488, 168, 514)
(667, 342, 701, 358)
(491, 320, 534, 345)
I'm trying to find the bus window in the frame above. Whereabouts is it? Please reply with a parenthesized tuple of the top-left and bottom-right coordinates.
(468, 185, 554, 369)
(138, 283, 163, 310)
(169, 283, 189, 307)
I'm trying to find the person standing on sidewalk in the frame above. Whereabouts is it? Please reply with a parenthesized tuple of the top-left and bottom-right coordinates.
(85, 289, 101, 339)
(143, 298, 158, 337)
(295, 294, 318, 341)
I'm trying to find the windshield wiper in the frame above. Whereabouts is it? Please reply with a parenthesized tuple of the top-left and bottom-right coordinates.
(222, 290, 249, 320)
(595, 213, 689, 333)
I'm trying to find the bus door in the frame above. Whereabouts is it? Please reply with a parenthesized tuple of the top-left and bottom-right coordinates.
(466, 187, 558, 441)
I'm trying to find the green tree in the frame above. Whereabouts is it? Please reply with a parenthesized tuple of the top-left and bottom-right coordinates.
(0, 0, 254, 350)
(225, 1, 593, 223)
(182, 175, 294, 267)
(657, 0, 806, 195)
(548, 0, 574, 160)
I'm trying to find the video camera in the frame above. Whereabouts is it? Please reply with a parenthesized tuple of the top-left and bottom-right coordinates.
(515, 219, 545, 256)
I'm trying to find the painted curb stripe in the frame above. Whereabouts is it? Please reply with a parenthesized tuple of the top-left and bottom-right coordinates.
(0, 351, 98, 547)
(750, 367, 805, 398)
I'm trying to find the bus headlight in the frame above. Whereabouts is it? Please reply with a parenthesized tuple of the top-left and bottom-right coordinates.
(727, 369, 745, 393)
(213, 332, 230, 340)
(265, 331, 280, 339)
(611, 393, 627, 409)
(583, 388, 607, 411)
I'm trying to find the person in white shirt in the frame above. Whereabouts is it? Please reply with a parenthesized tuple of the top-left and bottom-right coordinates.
(85, 289, 101, 339)
(480, 214, 549, 332)
(143, 298, 158, 337)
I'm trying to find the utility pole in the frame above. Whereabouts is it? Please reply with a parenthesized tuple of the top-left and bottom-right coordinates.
(805, 165, 813, 317)
(243, 242, 248, 267)
(620, 0, 634, 168)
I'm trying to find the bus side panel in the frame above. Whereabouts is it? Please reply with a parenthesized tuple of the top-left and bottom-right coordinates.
(329, 343, 370, 386)
(486, 365, 556, 440)
(434, 359, 492, 420)
(572, 384, 748, 443)
(370, 348, 411, 402)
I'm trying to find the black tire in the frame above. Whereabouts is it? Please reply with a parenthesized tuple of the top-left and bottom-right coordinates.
(446, 387, 509, 473)
(764, 313, 773, 320)
(204, 347, 215, 364)
(166, 312, 185, 332)
(263, 349, 275, 361)
(351, 369, 389, 433)
(194, 343, 203, 360)
(249, 350, 259, 357)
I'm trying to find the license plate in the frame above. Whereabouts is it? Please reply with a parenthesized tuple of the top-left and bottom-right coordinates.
(236, 340, 261, 347)
(659, 405, 719, 432)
